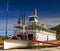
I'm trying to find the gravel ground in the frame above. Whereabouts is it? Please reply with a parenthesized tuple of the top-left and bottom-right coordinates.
(0, 47, 60, 51)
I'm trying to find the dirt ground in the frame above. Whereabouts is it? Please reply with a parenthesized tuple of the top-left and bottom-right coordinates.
(0, 39, 3, 48)
(0, 47, 60, 51)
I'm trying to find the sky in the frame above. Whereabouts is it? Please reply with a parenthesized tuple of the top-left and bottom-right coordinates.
(0, 0, 60, 36)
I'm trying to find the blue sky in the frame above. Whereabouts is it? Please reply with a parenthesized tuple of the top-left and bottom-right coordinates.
(0, 0, 60, 36)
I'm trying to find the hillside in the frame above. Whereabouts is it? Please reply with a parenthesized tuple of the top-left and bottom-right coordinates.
(50, 24, 60, 31)
(0, 36, 3, 39)
(0, 36, 4, 48)
(0, 36, 4, 42)
(50, 24, 60, 40)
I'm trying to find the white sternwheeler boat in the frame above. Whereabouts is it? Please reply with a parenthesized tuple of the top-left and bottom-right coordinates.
(4, 6, 56, 49)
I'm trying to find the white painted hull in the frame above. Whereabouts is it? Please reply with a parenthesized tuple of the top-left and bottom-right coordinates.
(4, 39, 28, 49)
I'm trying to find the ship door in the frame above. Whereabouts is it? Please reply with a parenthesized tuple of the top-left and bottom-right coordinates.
(28, 34, 33, 40)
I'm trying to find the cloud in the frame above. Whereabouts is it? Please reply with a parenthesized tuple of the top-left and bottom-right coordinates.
(40, 17, 60, 27)
(0, 18, 17, 29)
(0, 17, 60, 29)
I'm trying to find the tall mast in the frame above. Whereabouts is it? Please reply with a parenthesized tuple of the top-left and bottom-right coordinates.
(22, 13, 25, 34)
(5, 0, 8, 38)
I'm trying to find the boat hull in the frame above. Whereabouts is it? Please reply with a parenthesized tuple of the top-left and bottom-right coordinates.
(4, 39, 28, 49)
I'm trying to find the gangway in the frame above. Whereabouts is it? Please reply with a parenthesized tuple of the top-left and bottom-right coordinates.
(30, 40, 60, 46)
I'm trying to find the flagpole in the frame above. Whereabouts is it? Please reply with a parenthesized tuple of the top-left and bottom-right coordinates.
(5, 0, 8, 39)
